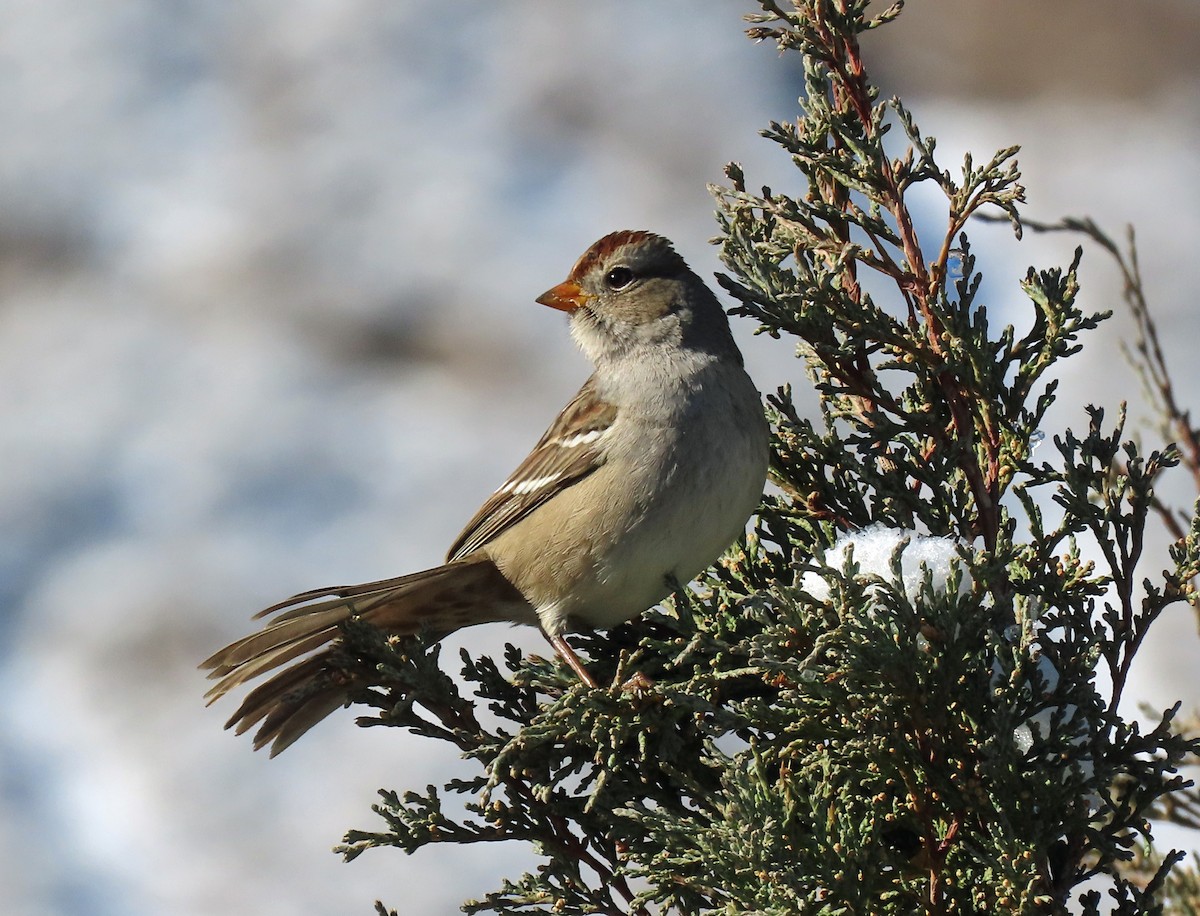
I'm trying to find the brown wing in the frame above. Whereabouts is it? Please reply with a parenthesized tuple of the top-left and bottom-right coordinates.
(446, 375, 617, 562)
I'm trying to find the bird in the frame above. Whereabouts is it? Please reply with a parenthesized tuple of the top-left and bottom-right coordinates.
(201, 229, 770, 756)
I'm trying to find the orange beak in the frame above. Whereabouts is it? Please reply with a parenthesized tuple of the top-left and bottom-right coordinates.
(536, 280, 591, 312)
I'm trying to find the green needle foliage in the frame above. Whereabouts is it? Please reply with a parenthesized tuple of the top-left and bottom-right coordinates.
(337, 2, 1200, 912)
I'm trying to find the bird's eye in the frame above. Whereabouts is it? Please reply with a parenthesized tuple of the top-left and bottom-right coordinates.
(604, 266, 635, 290)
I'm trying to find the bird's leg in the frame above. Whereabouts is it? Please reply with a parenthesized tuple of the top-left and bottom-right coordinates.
(544, 631, 599, 688)
(615, 572, 692, 695)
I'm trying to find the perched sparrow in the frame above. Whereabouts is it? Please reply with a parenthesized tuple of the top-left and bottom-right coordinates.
(202, 230, 769, 755)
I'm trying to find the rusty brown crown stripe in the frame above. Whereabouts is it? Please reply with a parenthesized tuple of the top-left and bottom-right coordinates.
(566, 230, 671, 282)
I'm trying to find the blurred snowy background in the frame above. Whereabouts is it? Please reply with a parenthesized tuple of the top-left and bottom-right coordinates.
(1, 2, 1197, 913)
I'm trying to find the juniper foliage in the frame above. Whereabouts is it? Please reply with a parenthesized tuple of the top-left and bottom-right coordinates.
(339, 2, 1200, 912)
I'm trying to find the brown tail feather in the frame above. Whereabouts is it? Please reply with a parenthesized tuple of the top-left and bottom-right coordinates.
(254, 678, 353, 756)
(208, 606, 351, 671)
(227, 656, 331, 735)
(203, 627, 340, 701)
(250, 571, 461, 620)
(201, 553, 529, 755)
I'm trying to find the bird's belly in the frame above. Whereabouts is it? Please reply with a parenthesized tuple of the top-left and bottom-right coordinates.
(555, 437, 763, 631)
